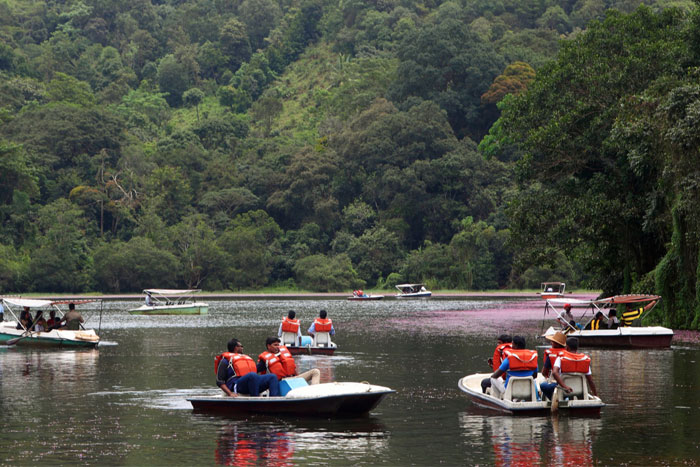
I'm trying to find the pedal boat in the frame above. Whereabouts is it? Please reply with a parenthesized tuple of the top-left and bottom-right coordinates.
(188, 382, 394, 416)
(458, 373, 604, 416)
(128, 289, 208, 315)
(282, 333, 337, 356)
(395, 283, 432, 298)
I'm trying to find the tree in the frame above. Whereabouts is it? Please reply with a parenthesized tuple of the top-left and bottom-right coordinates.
(157, 54, 191, 106)
(293, 253, 363, 291)
(183, 87, 204, 121)
(219, 19, 251, 72)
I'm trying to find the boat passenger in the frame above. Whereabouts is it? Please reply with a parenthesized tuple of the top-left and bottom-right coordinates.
(541, 337, 597, 400)
(584, 312, 605, 330)
(278, 310, 302, 346)
(558, 304, 578, 332)
(481, 334, 512, 393)
(622, 300, 656, 326)
(539, 331, 567, 398)
(47, 310, 60, 329)
(607, 309, 619, 329)
(0, 301, 4, 322)
(33, 311, 48, 332)
(145, 293, 154, 307)
(60, 303, 84, 330)
(216, 338, 280, 397)
(489, 336, 538, 398)
(257, 337, 321, 385)
(307, 310, 335, 338)
(18, 307, 32, 330)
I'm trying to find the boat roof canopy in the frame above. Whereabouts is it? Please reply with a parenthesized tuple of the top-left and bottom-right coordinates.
(1, 297, 54, 308)
(144, 289, 200, 295)
(396, 283, 424, 288)
(547, 294, 660, 307)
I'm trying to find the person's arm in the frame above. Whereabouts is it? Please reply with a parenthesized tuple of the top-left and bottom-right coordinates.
(256, 359, 267, 374)
(542, 357, 552, 378)
(307, 323, 315, 337)
(216, 360, 238, 397)
(491, 359, 509, 379)
(278, 322, 283, 337)
(585, 374, 597, 397)
(551, 362, 572, 393)
(330, 324, 335, 336)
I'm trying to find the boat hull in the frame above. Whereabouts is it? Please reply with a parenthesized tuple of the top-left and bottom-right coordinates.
(347, 295, 384, 301)
(458, 374, 603, 416)
(542, 326, 673, 348)
(395, 292, 432, 299)
(188, 383, 394, 417)
(128, 303, 208, 315)
(0, 324, 99, 348)
(286, 345, 336, 356)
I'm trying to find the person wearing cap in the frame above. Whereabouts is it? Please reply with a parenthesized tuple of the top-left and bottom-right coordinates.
(539, 331, 567, 400)
(481, 334, 512, 393)
(257, 337, 321, 385)
(558, 304, 577, 331)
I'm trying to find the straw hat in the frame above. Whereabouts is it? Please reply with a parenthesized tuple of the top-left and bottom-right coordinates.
(545, 331, 567, 347)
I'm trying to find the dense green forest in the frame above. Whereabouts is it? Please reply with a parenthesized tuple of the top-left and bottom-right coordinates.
(1, 0, 699, 327)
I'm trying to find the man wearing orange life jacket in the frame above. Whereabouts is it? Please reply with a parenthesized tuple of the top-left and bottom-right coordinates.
(307, 309, 335, 338)
(481, 334, 512, 393)
(216, 338, 280, 397)
(278, 310, 302, 345)
(541, 336, 598, 400)
(489, 335, 538, 396)
(257, 337, 321, 385)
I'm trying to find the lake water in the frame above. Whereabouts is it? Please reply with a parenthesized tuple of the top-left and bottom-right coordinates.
(1, 297, 699, 465)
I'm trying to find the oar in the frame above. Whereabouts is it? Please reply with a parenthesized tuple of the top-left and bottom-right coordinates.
(6, 330, 35, 346)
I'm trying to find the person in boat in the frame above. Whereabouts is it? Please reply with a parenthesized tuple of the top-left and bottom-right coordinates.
(622, 300, 657, 327)
(541, 336, 598, 400)
(60, 303, 84, 330)
(539, 331, 567, 398)
(18, 307, 32, 330)
(558, 304, 578, 332)
(46, 310, 60, 329)
(584, 311, 605, 330)
(481, 334, 512, 393)
(33, 311, 48, 332)
(307, 309, 335, 338)
(216, 338, 280, 397)
(257, 337, 321, 385)
(145, 292, 154, 307)
(607, 309, 620, 329)
(0, 301, 4, 322)
(489, 335, 538, 398)
(278, 310, 302, 346)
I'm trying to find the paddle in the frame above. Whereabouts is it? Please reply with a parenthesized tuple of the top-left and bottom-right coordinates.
(6, 330, 35, 346)
(551, 386, 560, 413)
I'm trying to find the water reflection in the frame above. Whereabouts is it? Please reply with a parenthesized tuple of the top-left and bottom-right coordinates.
(458, 413, 601, 466)
(216, 424, 294, 466)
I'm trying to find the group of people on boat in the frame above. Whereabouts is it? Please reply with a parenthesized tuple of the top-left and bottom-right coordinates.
(481, 332, 597, 401)
(277, 309, 335, 346)
(17, 303, 84, 332)
(558, 300, 657, 332)
(215, 337, 322, 397)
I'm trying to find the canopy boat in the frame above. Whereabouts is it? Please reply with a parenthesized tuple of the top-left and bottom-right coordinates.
(539, 282, 566, 300)
(458, 373, 604, 416)
(0, 298, 101, 348)
(347, 290, 384, 301)
(128, 289, 208, 315)
(395, 283, 431, 298)
(541, 295, 673, 348)
(188, 381, 394, 417)
(281, 334, 337, 356)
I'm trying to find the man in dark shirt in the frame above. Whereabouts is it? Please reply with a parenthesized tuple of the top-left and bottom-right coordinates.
(216, 339, 280, 397)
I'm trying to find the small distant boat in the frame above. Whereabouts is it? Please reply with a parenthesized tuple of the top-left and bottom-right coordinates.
(188, 382, 394, 417)
(395, 283, 431, 298)
(0, 297, 101, 348)
(348, 290, 384, 301)
(128, 289, 208, 315)
(539, 282, 566, 299)
(541, 295, 673, 348)
(458, 373, 604, 416)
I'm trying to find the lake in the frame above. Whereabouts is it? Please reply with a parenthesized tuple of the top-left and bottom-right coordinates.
(0, 297, 699, 465)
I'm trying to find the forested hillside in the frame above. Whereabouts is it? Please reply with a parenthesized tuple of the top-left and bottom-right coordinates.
(2, 0, 700, 327)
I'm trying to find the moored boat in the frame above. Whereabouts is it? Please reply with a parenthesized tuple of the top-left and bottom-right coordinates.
(541, 295, 673, 348)
(395, 283, 431, 298)
(188, 382, 394, 416)
(128, 289, 208, 315)
(348, 290, 384, 301)
(458, 373, 604, 416)
(539, 282, 566, 299)
(0, 298, 101, 348)
(282, 335, 337, 355)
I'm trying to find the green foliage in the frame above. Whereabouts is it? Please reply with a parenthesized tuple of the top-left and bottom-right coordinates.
(293, 253, 363, 291)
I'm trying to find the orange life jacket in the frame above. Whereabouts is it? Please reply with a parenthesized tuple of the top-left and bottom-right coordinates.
(214, 353, 257, 377)
(544, 347, 566, 368)
(492, 343, 513, 371)
(278, 345, 297, 375)
(505, 348, 538, 371)
(558, 350, 591, 373)
(281, 317, 300, 333)
(313, 318, 332, 332)
(258, 351, 288, 380)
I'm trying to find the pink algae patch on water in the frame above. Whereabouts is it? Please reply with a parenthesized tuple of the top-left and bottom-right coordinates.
(671, 330, 700, 345)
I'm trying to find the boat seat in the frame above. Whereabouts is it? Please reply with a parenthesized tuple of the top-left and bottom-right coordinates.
(558, 373, 589, 400)
(281, 332, 298, 346)
(503, 376, 539, 402)
(313, 332, 332, 347)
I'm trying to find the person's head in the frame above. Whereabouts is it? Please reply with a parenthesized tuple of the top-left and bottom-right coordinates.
(626, 304, 632, 311)
(545, 331, 567, 348)
(287, 310, 296, 319)
(227, 338, 243, 353)
(23, 307, 30, 312)
(49, 310, 56, 318)
(564, 304, 572, 313)
(566, 337, 579, 352)
(69, 303, 75, 311)
(319, 309, 327, 319)
(595, 311, 603, 319)
(266, 336, 281, 353)
(608, 309, 617, 317)
(497, 334, 512, 344)
(512, 335, 526, 349)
